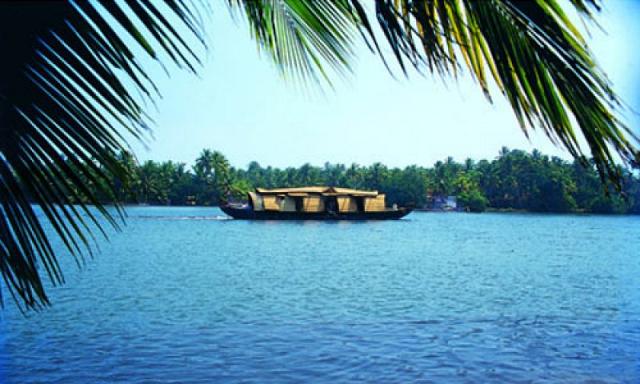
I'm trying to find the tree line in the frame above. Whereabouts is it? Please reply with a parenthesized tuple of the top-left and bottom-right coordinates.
(78, 147, 640, 214)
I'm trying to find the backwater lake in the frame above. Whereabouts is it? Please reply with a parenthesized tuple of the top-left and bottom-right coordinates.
(1, 207, 639, 383)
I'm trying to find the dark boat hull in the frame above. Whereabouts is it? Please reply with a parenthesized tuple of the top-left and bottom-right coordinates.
(220, 205, 412, 220)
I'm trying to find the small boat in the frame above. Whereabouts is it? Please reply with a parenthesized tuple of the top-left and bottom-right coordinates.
(221, 186, 412, 220)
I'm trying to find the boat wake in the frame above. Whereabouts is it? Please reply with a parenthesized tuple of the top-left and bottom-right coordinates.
(131, 215, 232, 221)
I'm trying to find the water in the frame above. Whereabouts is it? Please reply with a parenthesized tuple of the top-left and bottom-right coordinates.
(1, 207, 639, 383)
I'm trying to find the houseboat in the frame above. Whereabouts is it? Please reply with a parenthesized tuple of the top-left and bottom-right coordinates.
(221, 186, 412, 220)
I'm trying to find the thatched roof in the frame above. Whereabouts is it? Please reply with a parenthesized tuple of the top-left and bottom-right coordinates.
(255, 186, 378, 197)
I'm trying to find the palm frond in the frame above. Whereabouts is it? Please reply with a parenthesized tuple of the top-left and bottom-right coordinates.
(0, 0, 205, 310)
(227, 0, 358, 86)
(348, 0, 639, 187)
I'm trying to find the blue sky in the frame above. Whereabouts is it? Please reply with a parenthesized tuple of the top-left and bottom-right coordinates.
(129, 1, 640, 169)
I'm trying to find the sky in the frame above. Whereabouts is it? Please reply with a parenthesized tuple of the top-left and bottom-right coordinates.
(129, 1, 640, 170)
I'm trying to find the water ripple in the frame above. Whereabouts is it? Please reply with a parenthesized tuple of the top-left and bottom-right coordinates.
(1, 208, 639, 383)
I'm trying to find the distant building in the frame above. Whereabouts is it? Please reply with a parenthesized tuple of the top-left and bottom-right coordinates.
(424, 194, 458, 211)
(445, 196, 457, 210)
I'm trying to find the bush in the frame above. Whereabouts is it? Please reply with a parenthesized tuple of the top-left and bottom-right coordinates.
(589, 195, 627, 214)
(459, 190, 488, 212)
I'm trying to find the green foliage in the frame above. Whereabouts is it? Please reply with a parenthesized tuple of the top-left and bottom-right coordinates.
(229, 179, 253, 201)
(459, 190, 489, 213)
(479, 149, 579, 212)
(232, 0, 640, 185)
(455, 172, 488, 212)
(87, 148, 639, 216)
(0, 0, 206, 310)
(354, 0, 640, 186)
(589, 195, 628, 214)
(193, 150, 232, 205)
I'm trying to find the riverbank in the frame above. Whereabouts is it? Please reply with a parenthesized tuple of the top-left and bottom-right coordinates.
(124, 204, 638, 215)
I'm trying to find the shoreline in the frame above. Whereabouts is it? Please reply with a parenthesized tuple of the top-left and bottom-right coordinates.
(117, 204, 636, 216)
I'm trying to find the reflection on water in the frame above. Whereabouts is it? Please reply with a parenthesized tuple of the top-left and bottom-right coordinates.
(1, 207, 639, 383)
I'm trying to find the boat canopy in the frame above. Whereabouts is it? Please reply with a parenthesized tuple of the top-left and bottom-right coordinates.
(249, 186, 386, 213)
(255, 186, 378, 197)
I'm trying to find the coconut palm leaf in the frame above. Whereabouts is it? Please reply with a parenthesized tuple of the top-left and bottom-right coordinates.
(232, 0, 638, 185)
(227, 0, 358, 85)
(346, 0, 638, 186)
(0, 0, 205, 310)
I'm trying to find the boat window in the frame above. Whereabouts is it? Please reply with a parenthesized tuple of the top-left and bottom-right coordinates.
(326, 197, 337, 213)
(295, 197, 303, 212)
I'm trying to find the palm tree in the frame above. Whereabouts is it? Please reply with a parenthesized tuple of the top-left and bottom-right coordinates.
(194, 149, 231, 204)
(194, 149, 215, 180)
(1, 0, 638, 309)
(138, 161, 163, 204)
(211, 151, 232, 203)
(113, 151, 140, 203)
(344, 163, 365, 189)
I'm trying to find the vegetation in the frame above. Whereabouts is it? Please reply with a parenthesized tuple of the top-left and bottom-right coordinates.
(2, 1, 640, 309)
(80, 148, 639, 215)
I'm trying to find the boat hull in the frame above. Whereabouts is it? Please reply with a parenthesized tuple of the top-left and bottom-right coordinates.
(220, 205, 412, 220)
